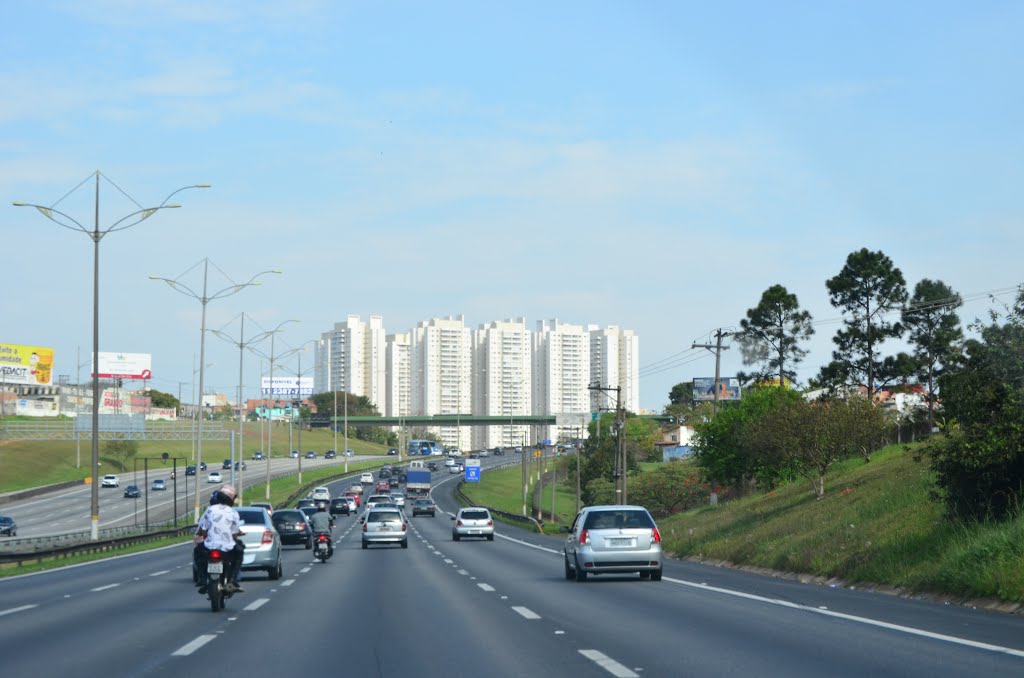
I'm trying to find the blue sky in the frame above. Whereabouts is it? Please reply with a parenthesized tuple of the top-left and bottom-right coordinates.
(4, 1, 1022, 410)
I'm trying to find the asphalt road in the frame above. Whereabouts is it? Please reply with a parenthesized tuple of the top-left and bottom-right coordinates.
(0, 454, 381, 538)
(1, 463, 1023, 677)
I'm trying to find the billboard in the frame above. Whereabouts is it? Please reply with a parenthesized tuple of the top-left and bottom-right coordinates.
(0, 343, 54, 386)
(692, 377, 742, 402)
(261, 376, 313, 397)
(93, 352, 152, 380)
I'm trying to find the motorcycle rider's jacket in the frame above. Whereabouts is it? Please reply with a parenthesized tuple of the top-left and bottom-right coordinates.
(309, 511, 332, 534)
(197, 504, 241, 551)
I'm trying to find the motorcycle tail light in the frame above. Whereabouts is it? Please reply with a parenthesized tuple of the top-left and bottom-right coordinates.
(210, 550, 222, 561)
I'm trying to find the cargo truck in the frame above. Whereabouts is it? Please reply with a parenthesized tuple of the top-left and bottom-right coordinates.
(405, 469, 432, 497)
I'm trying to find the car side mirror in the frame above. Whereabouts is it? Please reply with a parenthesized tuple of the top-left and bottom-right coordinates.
(559, 526, 570, 533)
(450, 516, 456, 521)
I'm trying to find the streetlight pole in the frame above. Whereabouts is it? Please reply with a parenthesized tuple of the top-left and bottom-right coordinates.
(245, 321, 300, 500)
(15, 172, 208, 540)
(210, 313, 279, 504)
(151, 259, 279, 521)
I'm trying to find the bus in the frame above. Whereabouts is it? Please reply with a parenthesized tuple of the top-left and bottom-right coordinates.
(408, 439, 442, 456)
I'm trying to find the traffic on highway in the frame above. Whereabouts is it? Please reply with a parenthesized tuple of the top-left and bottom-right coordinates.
(1, 456, 1023, 677)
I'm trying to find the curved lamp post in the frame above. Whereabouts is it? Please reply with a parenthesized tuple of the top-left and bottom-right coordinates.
(245, 321, 300, 500)
(14, 172, 208, 540)
(150, 260, 279, 521)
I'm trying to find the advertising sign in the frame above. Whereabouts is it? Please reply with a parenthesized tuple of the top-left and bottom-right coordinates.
(93, 352, 152, 380)
(261, 376, 314, 397)
(0, 343, 55, 386)
(692, 377, 742, 402)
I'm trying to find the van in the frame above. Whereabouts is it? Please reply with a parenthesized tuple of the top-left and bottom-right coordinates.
(409, 460, 426, 469)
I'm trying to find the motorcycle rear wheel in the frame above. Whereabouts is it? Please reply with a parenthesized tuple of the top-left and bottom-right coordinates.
(209, 581, 224, 612)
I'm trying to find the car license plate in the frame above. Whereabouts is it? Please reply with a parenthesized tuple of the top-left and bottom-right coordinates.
(469, 530, 480, 534)
(207, 562, 224, 574)
(608, 538, 634, 547)
(380, 525, 391, 531)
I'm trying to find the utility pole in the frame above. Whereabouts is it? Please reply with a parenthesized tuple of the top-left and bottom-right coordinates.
(588, 382, 625, 504)
(693, 328, 732, 504)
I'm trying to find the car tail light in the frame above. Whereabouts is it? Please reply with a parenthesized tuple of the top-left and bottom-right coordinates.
(402, 523, 407, 532)
(487, 520, 493, 527)
(456, 520, 464, 527)
(362, 523, 368, 532)
(262, 529, 273, 545)
(652, 527, 662, 543)
(210, 550, 222, 561)
(579, 529, 590, 545)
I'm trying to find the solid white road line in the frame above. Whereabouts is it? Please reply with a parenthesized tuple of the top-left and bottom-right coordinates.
(663, 576, 1024, 659)
(172, 634, 218, 656)
(511, 606, 541, 620)
(0, 604, 38, 617)
(91, 583, 119, 592)
(477, 583, 495, 592)
(244, 598, 270, 611)
(579, 649, 639, 678)
(149, 570, 170, 577)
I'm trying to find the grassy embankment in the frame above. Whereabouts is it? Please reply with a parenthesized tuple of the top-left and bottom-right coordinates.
(461, 456, 577, 533)
(0, 420, 386, 494)
(461, 444, 1024, 603)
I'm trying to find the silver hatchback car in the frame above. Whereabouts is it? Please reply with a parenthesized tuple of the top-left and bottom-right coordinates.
(361, 508, 408, 549)
(234, 507, 283, 580)
(451, 507, 494, 541)
(562, 505, 662, 582)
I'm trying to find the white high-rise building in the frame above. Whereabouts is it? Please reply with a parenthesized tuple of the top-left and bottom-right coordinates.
(411, 316, 472, 450)
(473, 318, 532, 450)
(589, 325, 640, 414)
(385, 332, 411, 418)
(314, 315, 386, 411)
(533, 319, 590, 445)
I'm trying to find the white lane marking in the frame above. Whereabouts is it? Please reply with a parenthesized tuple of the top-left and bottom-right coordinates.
(579, 649, 639, 678)
(172, 634, 218, 656)
(663, 577, 1024, 659)
(91, 583, 119, 592)
(301, 567, 311, 573)
(149, 570, 170, 577)
(457, 569, 468, 576)
(0, 604, 38, 617)
(477, 583, 495, 592)
(281, 579, 296, 587)
(497, 532, 560, 554)
(512, 606, 541, 620)
(443, 558, 453, 564)
(244, 598, 270, 611)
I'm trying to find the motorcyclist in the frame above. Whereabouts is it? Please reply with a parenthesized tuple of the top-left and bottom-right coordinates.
(194, 484, 245, 594)
(309, 501, 334, 557)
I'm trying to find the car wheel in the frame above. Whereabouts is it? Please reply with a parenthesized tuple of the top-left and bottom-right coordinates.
(305, 537, 312, 550)
(574, 556, 587, 582)
(401, 540, 408, 549)
(452, 533, 460, 542)
(268, 561, 282, 580)
(650, 568, 663, 582)
(487, 534, 494, 541)
(361, 542, 368, 550)
(564, 555, 574, 580)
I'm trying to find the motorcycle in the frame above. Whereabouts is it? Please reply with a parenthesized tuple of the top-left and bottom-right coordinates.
(314, 532, 332, 562)
(205, 548, 236, 612)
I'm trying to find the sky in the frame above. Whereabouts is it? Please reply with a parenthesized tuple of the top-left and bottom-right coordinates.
(3, 1, 1022, 411)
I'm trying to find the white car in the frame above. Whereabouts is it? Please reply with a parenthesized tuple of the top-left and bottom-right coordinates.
(389, 492, 406, 508)
(477, 449, 490, 457)
(449, 462, 464, 475)
(207, 471, 222, 484)
(311, 486, 331, 502)
(360, 473, 374, 484)
(447, 448, 462, 457)
(444, 457, 456, 468)
(101, 474, 119, 488)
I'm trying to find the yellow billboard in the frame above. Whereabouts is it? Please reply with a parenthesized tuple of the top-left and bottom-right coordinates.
(0, 343, 55, 386)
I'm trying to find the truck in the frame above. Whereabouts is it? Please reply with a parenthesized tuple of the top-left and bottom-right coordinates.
(405, 469, 432, 497)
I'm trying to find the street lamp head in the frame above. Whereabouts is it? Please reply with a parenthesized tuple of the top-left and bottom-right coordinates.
(195, 183, 212, 188)
(12, 201, 29, 206)
(165, 203, 182, 209)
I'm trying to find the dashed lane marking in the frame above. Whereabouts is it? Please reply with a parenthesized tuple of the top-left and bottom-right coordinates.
(91, 583, 119, 592)
(579, 649, 640, 678)
(149, 570, 170, 577)
(511, 606, 540, 620)
(244, 598, 270, 611)
(477, 583, 495, 592)
(281, 579, 296, 587)
(172, 634, 218, 656)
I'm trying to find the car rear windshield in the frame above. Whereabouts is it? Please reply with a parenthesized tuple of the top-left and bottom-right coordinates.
(0, 517, 12, 525)
(461, 510, 490, 520)
(583, 510, 655, 530)
(368, 511, 402, 523)
(272, 511, 303, 522)
(236, 509, 266, 524)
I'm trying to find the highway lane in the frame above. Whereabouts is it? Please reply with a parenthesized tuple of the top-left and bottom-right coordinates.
(0, 455, 385, 538)
(1, 460, 1021, 676)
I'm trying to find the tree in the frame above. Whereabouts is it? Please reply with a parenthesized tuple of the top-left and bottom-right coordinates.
(692, 385, 803, 492)
(929, 289, 1024, 521)
(751, 396, 889, 499)
(820, 248, 908, 398)
(146, 389, 180, 410)
(578, 413, 652, 504)
(901, 279, 964, 428)
(627, 463, 710, 518)
(668, 382, 692, 406)
(737, 284, 815, 386)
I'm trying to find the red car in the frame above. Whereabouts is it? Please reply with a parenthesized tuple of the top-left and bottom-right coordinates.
(376, 480, 390, 493)
(344, 490, 361, 507)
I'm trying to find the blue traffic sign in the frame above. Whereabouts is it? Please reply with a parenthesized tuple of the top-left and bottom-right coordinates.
(464, 465, 481, 482)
